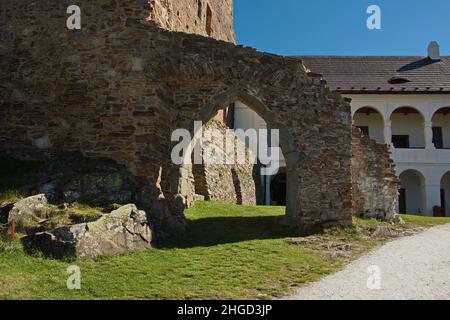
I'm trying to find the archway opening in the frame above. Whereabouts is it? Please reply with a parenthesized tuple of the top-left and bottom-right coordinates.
(189, 107, 264, 206)
(431, 107, 450, 149)
(398, 170, 426, 215)
(353, 107, 384, 144)
(176, 91, 298, 223)
(391, 107, 425, 149)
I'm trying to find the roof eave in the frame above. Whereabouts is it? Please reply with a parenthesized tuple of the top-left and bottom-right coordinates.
(336, 90, 450, 94)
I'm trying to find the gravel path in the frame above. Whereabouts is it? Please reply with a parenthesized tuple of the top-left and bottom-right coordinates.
(285, 223, 450, 300)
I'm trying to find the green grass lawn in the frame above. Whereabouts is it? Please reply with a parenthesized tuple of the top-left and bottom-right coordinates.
(401, 214, 450, 228)
(1, 201, 449, 300)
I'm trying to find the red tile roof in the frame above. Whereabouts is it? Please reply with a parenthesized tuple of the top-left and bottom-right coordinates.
(294, 56, 450, 94)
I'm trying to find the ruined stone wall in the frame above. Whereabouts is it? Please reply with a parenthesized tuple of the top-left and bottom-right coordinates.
(193, 120, 257, 205)
(0, 0, 174, 180)
(352, 127, 399, 220)
(0, 1, 353, 236)
(150, 0, 235, 43)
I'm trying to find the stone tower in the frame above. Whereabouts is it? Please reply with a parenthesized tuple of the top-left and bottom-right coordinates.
(149, 0, 236, 43)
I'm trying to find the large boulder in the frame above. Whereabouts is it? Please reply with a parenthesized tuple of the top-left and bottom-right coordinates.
(8, 194, 48, 224)
(22, 204, 152, 259)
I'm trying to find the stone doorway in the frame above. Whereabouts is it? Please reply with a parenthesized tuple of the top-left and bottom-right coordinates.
(173, 90, 300, 225)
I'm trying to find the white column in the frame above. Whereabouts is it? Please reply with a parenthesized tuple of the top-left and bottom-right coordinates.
(384, 120, 393, 146)
(425, 184, 441, 217)
(424, 121, 436, 150)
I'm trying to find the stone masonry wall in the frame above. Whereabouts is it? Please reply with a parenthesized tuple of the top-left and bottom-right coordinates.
(193, 119, 257, 205)
(150, 0, 235, 43)
(0, 1, 353, 236)
(352, 127, 399, 220)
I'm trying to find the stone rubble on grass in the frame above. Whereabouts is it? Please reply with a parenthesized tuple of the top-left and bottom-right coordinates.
(22, 204, 152, 259)
(1, 193, 154, 258)
(7, 194, 49, 224)
(371, 226, 401, 238)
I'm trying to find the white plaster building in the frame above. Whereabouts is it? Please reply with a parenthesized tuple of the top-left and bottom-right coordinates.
(233, 43, 450, 217)
(349, 94, 450, 216)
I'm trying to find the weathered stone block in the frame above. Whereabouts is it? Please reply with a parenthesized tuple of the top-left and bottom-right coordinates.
(22, 204, 152, 259)
(8, 195, 49, 224)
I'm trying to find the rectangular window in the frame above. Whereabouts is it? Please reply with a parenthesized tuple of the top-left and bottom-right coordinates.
(392, 136, 409, 149)
(392, 135, 410, 149)
(357, 126, 369, 137)
(433, 127, 444, 149)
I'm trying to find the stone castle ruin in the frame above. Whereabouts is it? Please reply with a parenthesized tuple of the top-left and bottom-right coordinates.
(149, 0, 236, 43)
(0, 0, 398, 242)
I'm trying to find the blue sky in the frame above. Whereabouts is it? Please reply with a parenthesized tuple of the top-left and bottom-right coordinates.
(235, 0, 450, 56)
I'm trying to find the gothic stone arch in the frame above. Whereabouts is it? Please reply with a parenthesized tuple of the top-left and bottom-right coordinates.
(160, 72, 353, 233)
(171, 90, 301, 224)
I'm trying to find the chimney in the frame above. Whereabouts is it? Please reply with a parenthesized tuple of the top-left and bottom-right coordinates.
(428, 41, 441, 60)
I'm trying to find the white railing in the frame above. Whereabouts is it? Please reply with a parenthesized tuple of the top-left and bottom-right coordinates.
(391, 148, 450, 164)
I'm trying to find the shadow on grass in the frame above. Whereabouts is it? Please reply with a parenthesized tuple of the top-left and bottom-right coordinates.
(163, 215, 302, 249)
